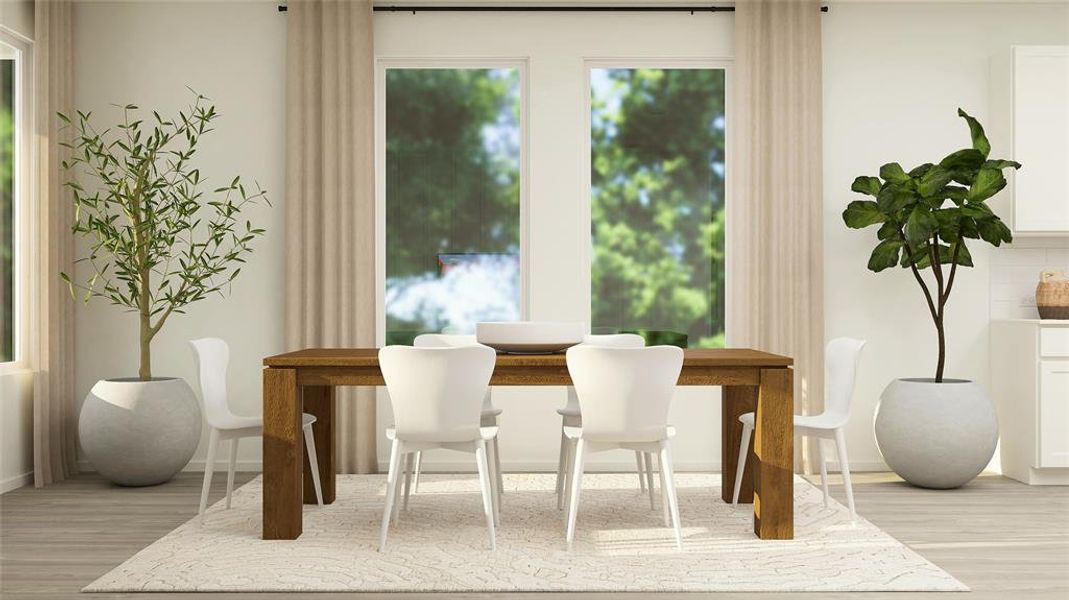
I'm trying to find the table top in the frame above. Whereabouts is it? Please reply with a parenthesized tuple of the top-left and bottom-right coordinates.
(263, 347, 793, 368)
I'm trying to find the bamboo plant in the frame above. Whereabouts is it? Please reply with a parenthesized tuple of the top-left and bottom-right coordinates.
(60, 92, 268, 380)
(842, 108, 1019, 382)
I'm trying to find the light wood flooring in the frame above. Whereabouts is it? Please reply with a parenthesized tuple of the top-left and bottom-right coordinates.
(1, 471, 1067, 599)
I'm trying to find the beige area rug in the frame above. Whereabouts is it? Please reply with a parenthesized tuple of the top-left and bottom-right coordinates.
(84, 473, 966, 593)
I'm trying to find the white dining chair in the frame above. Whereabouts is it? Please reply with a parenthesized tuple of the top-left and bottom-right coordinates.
(189, 338, 323, 518)
(732, 338, 866, 520)
(556, 333, 652, 511)
(405, 334, 502, 512)
(563, 344, 685, 549)
(378, 344, 500, 551)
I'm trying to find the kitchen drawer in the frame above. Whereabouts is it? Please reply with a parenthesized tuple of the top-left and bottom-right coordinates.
(1040, 327, 1069, 357)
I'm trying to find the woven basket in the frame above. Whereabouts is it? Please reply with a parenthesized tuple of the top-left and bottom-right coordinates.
(1036, 270, 1069, 320)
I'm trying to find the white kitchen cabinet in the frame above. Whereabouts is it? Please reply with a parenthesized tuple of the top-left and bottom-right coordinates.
(1039, 361, 1069, 468)
(1006, 46, 1069, 235)
(991, 319, 1069, 484)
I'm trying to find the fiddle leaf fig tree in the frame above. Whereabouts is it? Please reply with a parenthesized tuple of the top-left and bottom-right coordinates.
(59, 92, 268, 380)
(843, 108, 1019, 383)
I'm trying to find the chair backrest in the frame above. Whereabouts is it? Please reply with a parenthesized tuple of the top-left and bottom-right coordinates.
(414, 334, 495, 412)
(379, 345, 497, 442)
(823, 337, 866, 420)
(188, 337, 236, 429)
(566, 345, 683, 442)
(581, 333, 646, 348)
(563, 333, 646, 409)
(413, 333, 478, 348)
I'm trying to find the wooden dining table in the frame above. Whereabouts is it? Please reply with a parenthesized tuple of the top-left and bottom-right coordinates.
(261, 347, 794, 541)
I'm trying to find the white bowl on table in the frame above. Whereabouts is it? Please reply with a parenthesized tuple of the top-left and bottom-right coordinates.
(475, 321, 585, 354)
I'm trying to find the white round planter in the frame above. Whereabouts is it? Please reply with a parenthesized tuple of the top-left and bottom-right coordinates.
(79, 378, 202, 486)
(875, 378, 997, 489)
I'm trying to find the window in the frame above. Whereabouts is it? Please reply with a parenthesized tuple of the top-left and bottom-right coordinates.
(0, 37, 20, 363)
(589, 67, 726, 348)
(383, 66, 523, 344)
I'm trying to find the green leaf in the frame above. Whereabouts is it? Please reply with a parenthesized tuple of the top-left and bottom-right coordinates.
(917, 165, 954, 197)
(877, 183, 916, 215)
(953, 242, 974, 267)
(908, 163, 934, 178)
(938, 148, 986, 185)
(904, 204, 939, 244)
(842, 200, 886, 228)
(868, 239, 903, 272)
(960, 202, 994, 219)
(977, 218, 1013, 246)
(982, 159, 1021, 170)
(957, 108, 991, 158)
(933, 208, 961, 242)
(968, 168, 1007, 202)
(879, 162, 909, 183)
(851, 176, 882, 197)
(876, 220, 900, 241)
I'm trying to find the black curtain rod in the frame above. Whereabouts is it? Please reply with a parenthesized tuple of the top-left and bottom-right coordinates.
(278, 5, 829, 13)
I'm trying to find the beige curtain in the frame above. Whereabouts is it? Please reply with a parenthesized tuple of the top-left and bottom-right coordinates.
(32, 0, 77, 486)
(285, 0, 377, 473)
(730, 0, 825, 473)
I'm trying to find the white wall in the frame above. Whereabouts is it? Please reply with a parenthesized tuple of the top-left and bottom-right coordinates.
(823, 1, 1069, 471)
(73, 1, 287, 472)
(0, 0, 33, 40)
(69, 1, 1069, 474)
(0, 368, 33, 492)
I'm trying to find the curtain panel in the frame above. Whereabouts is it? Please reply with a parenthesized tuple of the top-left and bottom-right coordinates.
(285, 0, 378, 473)
(730, 0, 825, 473)
(32, 0, 77, 487)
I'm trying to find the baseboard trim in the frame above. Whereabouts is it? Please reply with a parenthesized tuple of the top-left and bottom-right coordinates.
(75, 459, 892, 474)
(1, 471, 33, 494)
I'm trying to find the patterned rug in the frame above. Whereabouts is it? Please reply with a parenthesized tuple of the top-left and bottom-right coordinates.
(84, 473, 966, 592)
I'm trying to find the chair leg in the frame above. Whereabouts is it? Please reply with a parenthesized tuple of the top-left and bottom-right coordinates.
(834, 428, 856, 521)
(199, 428, 219, 518)
(816, 437, 829, 507)
(492, 436, 505, 503)
(635, 450, 647, 493)
(657, 453, 670, 527)
(394, 454, 407, 523)
(659, 441, 683, 550)
(565, 438, 586, 545)
(643, 452, 657, 510)
(486, 437, 501, 527)
(303, 424, 323, 506)
(403, 451, 414, 512)
(411, 451, 423, 494)
(225, 437, 239, 509)
(732, 421, 753, 505)
(555, 428, 568, 509)
(475, 440, 497, 551)
(379, 439, 403, 551)
(562, 437, 576, 515)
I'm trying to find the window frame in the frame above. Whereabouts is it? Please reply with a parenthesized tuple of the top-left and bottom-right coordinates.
(0, 26, 32, 372)
(374, 58, 531, 344)
(581, 58, 733, 346)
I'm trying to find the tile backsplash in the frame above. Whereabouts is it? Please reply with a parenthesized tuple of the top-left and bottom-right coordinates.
(990, 245, 1069, 320)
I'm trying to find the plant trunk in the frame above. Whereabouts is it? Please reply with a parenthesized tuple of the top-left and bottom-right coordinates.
(139, 310, 153, 381)
(138, 256, 153, 380)
(935, 317, 946, 383)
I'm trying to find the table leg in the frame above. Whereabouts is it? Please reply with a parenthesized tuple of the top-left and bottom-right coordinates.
(722, 385, 758, 504)
(263, 368, 303, 540)
(753, 367, 794, 540)
(303, 386, 336, 505)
